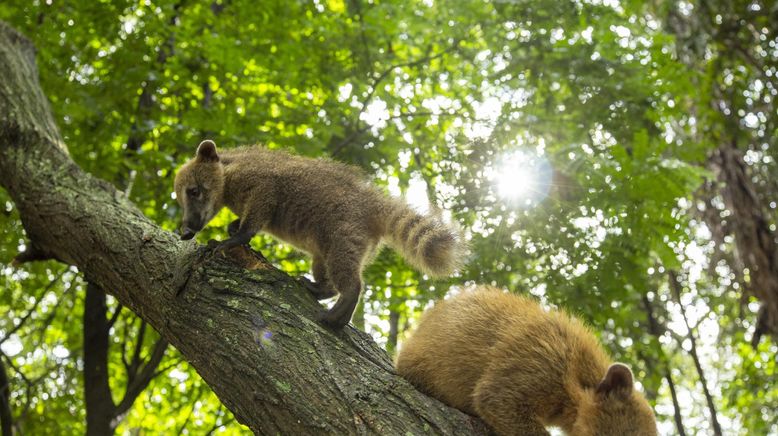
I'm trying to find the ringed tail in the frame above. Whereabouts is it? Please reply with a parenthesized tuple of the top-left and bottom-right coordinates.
(382, 201, 466, 277)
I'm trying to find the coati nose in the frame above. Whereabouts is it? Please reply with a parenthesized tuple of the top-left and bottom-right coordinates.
(180, 228, 196, 240)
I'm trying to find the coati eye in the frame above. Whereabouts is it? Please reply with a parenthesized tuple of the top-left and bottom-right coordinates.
(187, 187, 200, 198)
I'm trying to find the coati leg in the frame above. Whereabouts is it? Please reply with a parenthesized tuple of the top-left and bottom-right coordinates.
(217, 199, 273, 254)
(301, 256, 337, 300)
(472, 374, 550, 436)
(216, 218, 259, 254)
(318, 243, 366, 328)
(216, 225, 255, 253)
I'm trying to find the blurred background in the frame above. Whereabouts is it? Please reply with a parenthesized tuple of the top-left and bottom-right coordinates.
(0, 0, 776, 434)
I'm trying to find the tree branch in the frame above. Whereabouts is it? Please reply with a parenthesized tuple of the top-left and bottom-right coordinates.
(107, 304, 123, 329)
(115, 337, 168, 417)
(128, 321, 148, 380)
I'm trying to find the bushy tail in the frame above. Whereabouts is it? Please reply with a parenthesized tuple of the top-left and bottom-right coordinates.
(382, 202, 466, 277)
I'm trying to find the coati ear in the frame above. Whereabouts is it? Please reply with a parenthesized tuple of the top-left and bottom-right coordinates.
(596, 363, 634, 398)
(196, 140, 219, 162)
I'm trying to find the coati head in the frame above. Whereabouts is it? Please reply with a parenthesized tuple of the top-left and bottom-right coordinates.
(571, 363, 657, 436)
(174, 140, 226, 240)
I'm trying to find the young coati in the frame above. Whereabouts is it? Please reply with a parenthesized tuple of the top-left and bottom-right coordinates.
(395, 287, 657, 436)
(174, 140, 465, 328)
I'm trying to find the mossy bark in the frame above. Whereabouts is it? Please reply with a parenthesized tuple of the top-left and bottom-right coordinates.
(0, 21, 489, 435)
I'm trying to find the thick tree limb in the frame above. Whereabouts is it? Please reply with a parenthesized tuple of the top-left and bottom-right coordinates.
(0, 21, 487, 434)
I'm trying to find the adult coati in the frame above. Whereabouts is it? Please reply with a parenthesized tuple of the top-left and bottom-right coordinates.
(174, 140, 465, 328)
(395, 287, 657, 436)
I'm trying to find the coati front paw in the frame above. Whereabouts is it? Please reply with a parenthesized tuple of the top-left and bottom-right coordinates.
(298, 276, 337, 300)
(213, 228, 255, 256)
(213, 237, 247, 256)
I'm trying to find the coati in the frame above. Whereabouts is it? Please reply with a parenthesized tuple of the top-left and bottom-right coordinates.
(174, 140, 465, 328)
(395, 287, 657, 436)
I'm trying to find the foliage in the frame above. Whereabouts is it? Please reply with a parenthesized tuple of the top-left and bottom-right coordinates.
(0, 0, 776, 434)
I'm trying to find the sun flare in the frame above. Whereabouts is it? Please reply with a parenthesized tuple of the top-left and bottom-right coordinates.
(491, 150, 552, 204)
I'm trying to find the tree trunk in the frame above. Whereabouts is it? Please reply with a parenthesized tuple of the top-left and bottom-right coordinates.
(710, 142, 778, 345)
(0, 21, 488, 435)
(83, 283, 118, 436)
(0, 358, 12, 436)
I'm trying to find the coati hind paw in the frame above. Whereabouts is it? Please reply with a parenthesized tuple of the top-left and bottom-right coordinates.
(298, 276, 337, 300)
(227, 219, 241, 237)
(316, 310, 349, 329)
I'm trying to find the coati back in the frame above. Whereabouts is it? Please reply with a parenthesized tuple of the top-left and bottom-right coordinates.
(395, 287, 657, 436)
(174, 140, 466, 328)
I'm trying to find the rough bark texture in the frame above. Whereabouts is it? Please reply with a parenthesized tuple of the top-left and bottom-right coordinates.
(0, 21, 488, 435)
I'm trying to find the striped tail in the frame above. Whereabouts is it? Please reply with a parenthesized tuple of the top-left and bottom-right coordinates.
(382, 201, 466, 277)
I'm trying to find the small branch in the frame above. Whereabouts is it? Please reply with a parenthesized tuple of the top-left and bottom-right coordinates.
(203, 404, 228, 436)
(119, 317, 132, 373)
(664, 366, 687, 436)
(123, 170, 137, 199)
(115, 338, 168, 417)
(107, 304, 123, 329)
(11, 241, 57, 266)
(128, 321, 148, 380)
(641, 292, 687, 435)
(668, 272, 722, 436)
(174, 384, 204, 435)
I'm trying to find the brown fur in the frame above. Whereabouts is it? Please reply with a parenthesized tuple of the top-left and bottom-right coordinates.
(395, 287, 657, 436)
(174, 140, 466, 328)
